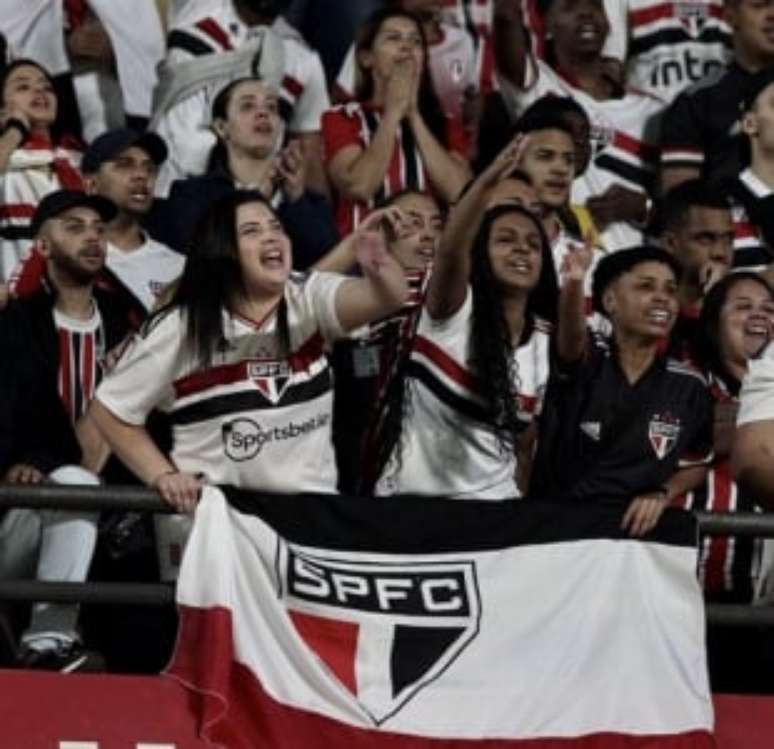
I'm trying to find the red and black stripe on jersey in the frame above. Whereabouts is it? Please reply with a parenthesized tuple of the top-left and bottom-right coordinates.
(594, 131, 659, 194)
(679, 377, 758, 602)
(57, 323, 103, 422)
(627, 3, 730, 58)
(169, 332, 332, 426)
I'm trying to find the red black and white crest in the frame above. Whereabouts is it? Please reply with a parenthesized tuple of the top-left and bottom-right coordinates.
(676, 2, 709, 38)
(279, 544, 481, 725)
(648, 413, 682, 460)
(248, 360, 292, 403)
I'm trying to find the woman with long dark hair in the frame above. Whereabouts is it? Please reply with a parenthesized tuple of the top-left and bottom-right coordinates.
(154, 76, 338, 268)
(90, 191, 408, 515)
(369, 139, 558, 498)
(0, 59, 84, 283)
(322, 7, 470, 236)
(689, 272, 774, 691)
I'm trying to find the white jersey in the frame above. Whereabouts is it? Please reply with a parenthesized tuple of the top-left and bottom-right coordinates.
(738, 341, 774, 427)
(97, 271, 346, 492)
(498, 58, 663, 252)
(336, 24, 477, 121)
(105, 236, 185, 312)
(440, 0, 496, 93)
(603, 0, 731, 104)
(375, 290, 550, 500)
(154, 4, 329, 193)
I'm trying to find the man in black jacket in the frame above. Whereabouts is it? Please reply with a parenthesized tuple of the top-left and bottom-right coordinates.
(0, 190, 132, 671)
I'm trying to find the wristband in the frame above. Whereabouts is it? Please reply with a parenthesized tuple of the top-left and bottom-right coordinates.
(3, 117, 29, 142)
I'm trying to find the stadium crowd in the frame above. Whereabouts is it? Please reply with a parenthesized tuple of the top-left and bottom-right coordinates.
(1, 0, 774, 694)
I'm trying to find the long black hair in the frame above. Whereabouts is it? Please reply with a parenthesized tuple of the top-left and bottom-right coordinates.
(469, 204, 558, 450)
(366, 203, 558, 489)
(156, 190, 291, 367)
(353, 8, 449, 147)
(697, 271, 774, 392)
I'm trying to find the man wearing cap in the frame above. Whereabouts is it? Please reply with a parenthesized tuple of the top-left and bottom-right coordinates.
(725, 67, 774, 271)
(529, 244, 713, 536)
(11, 129, 184, 322)
(0, 189, 132, 671)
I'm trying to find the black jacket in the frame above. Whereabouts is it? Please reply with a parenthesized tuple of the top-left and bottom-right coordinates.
(146, 168, 339, 270)
(0, 286, 132, 475)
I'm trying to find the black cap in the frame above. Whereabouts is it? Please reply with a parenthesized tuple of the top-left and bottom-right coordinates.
(81, 128, 168, 174)
(591, 246, 682, 316)
(741, 66, 774, 113)
(31, 190, 117, 236)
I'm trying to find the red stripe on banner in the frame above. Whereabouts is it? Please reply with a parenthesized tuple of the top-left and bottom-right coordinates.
(289, 609, 359, 697)
(413, 335, 480, 393)
(173, 333, 324, 397)
(704, 462, 732, 594)
(169, 605, 717, 749)
(196, 17, 233, 50)
(630, 3, 673, 27)
(0, 204, 36, 220)
(612, 131, 659, 163)
(283, 75, 305, 99)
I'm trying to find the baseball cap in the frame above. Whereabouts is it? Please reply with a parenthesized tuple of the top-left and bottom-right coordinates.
(31, 190, 117, 236)
(591, 245, 682, 315)
(81, 128, 168, 174)
(741, 66, 774, 113)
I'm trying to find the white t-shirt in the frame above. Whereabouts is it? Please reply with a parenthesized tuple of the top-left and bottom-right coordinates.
(106, 236, 185, 312)
(97, 271, 346, 492)
(738, 342, 774, 427)
(498, 58, 663, 252)
(376, 289, 550, 500)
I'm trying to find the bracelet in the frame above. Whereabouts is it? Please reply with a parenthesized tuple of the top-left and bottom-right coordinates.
(3, 117, 29, 142)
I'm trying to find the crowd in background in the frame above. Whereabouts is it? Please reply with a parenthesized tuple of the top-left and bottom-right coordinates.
(1, 0, 774, 694)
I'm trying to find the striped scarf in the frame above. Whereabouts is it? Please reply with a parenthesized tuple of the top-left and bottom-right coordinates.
(0, 135, 83, 284)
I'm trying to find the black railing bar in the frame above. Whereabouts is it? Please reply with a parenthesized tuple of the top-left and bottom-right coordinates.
(695, 511, 774, 537)
(705, 604, 774, 627)
(0, 484, 172, 513)
(1, 581, 773, 627)
(0, 581, 173, 606)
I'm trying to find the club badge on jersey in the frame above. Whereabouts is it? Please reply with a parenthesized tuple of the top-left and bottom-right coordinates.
(648, 413, 682, 460)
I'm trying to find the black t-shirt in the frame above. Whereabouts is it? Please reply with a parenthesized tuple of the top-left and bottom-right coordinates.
(530, 334, 713, 505)
(660, 62, 755, 183)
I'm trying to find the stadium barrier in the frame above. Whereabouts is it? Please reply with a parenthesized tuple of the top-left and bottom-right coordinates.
(1, 483, 774, 626)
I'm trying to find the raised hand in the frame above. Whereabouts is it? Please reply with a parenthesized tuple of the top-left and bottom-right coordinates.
(385, 59, 416, 120)
(560, 239, 594, 285)
(277, 139, 306, 203)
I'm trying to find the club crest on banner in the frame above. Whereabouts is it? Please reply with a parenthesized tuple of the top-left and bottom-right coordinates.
(277, 544, 481, 725)
(648, 412, 682, 460)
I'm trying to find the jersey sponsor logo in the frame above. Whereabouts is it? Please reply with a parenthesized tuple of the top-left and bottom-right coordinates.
(648, 51, 724, 90)
(222, 413, 330, 460)
(281, 546, 481, 725)
(648, 413, 682, 460)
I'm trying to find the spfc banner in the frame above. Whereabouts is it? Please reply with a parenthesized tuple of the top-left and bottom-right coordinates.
(167, 488, 716, 748)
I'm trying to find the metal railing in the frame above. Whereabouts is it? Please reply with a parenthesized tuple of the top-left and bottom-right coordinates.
(2, 484, 774, 626)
